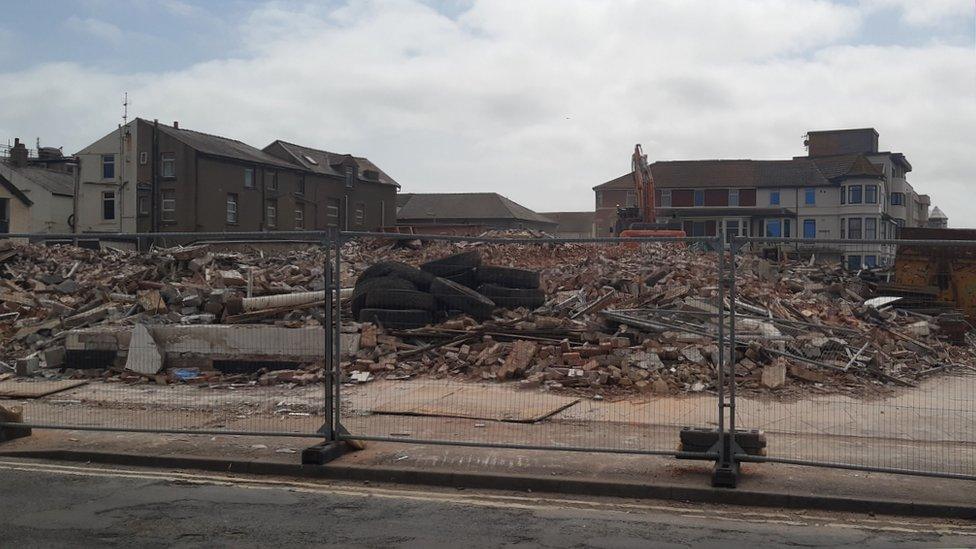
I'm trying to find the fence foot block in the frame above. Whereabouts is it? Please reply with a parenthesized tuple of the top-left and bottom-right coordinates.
(711, 461, 739, 488)
(0, 405, 32, 443)
(301, 441, 348, 465)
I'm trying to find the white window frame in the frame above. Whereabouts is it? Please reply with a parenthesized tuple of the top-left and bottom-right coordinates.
(102, 191, 116, 221)
(161, 153, 176, 179)
(266, 201, 277, 228)
(294, 208, 304, 229)
(139, 152, 148, 165)
(138, 195, 150, 215)
(226, 194, 238, 224)
(728, 189, 739, 207)
(102, 154, 115, 179)
(660, 189, 672, 208)
(625, 190, 637, 208)
(244, 167, 254, 189)
(161, 191, 176, 223)
(354, 202, 365, 225)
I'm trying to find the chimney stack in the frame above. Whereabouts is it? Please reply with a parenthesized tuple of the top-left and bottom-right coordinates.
(173, 121, 179, 129)
(9, 138, 28, 168)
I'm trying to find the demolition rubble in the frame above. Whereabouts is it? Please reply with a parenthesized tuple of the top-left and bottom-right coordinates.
(0, 234, 973, 399)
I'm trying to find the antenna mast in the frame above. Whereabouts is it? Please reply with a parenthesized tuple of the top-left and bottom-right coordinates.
(122, 92, 129, 126)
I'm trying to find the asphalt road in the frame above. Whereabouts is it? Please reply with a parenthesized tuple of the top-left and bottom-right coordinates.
(0, 459, 973, 548)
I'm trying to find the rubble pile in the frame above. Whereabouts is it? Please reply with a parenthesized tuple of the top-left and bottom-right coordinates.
(1, 234, 973, 398)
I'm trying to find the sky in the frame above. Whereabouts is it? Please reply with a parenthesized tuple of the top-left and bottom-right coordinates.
(1, 0, 973, 224)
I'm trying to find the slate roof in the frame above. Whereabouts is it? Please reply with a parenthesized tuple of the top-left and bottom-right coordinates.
(396, 193, 556, 225)
(538, 211, 595, 233)
(266, 140, 400, 187)
(0, 162, 74, 197)
(593, 154, 882, 191)
(152, 122, 301, 170)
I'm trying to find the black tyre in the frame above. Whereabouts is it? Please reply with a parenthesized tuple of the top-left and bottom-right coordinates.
(443, 267, 477, 288)
(351, 276, 416, 317)
(357, 261, 435, 290)
(474, 266, 540, 289)
(358, 308, 432, 329)
(430, 276, 495, 320)
(420, 251, 482, 277)
(364, 289, 436, 312)
(476, 284, 546, 309)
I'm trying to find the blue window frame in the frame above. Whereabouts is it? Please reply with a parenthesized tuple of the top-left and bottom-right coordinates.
(865, 255, 877, 268)
(770, 190, 780, 206)
(849, 185, 862, 204)
(805, 188, 815, 205)
(803, 219, 816, 239)
(765, 219, 781, 237)
(693, 190, 704, 207)
(102, 154, 115, 179)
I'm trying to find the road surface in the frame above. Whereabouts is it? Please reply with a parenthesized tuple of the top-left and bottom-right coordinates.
(0, 458, 972, 548)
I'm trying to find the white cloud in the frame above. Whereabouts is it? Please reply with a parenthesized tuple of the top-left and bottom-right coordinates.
(64, 16, 124, 44)
(3, 0, 975, 226)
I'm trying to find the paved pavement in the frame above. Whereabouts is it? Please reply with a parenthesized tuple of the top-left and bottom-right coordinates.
(1, 458, 973, 548)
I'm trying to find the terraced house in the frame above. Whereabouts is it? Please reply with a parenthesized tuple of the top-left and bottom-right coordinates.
(75, 119, 399, 238)
(593, 128, 939, 269)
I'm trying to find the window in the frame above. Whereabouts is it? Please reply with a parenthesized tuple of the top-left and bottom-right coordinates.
(840, 218, 846, 239)
(226, 194, 238, 224)
(161, 153, 176, 179)
(139, 152, 148, 165)
(102, 191, 116, 220)
(296, 177, 306, 196)
(724, 220, 739, 243)
(693, 190, 704, 207)
(847, 255, 862, 271)
(660, 190, 672, 208)
(294, 208, 304, 229)
(265, 171, 277, 191)
(865, 185, 878, 204)
(841, 187, 846, 205)
(728, 189, 739, 207)
(891, 192, 904, 205)
(802, 187, 814, 205)
(0, 198, 8, 234)
(138, 195, 149, 215)
(354, 202, 365, 225)
(102, 155, 115, 179)
(765, 219, 782, 237)
(161, 190, 176, 222)
(848, 217, 862, 239)
(770, 190, 780, 206)
(344, 166, 355, 189)
(848, 185, 862, 204)
(865, 217, 877, 239)
(326, 198, 340, 226)
(266, 201, 277, 228)
(803, 219, 816, 239)
(864, 255, 877, 268)
(244, 168, 254, 188)
(626, 190, 637, 207)
(783, 218, 792, 238)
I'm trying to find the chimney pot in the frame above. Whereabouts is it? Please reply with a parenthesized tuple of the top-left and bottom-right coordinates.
(8, 137, 29, 167)
(173, 121, 179, 129)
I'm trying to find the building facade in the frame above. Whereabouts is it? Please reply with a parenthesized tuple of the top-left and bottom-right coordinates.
(75, 119, 399, 237)
(0, 138, 75, 235)
(396, 193, 557, 234)
(593, 128, 941, 268)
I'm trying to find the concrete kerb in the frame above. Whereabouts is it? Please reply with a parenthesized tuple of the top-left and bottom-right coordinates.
(1, 448, 973, 520)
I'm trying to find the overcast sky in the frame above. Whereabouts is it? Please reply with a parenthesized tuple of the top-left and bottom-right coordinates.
(1, 0, 973, 223)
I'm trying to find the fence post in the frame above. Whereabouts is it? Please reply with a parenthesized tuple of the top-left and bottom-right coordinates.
(712, 234, 739, 487)
(301, 227, 346, 464)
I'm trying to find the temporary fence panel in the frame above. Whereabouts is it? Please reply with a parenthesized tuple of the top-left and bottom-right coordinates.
(0, 231, 333, 438)
(730, 237, 976, 479)
(334, 232, 725, 456)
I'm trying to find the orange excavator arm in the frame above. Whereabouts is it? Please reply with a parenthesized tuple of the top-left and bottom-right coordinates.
(632, 144, 655, 224)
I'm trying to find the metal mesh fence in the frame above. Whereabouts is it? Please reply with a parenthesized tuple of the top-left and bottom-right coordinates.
(335, 232, 723, 455)
(730, 237, 976, 478)
(0, 232, 332, 437)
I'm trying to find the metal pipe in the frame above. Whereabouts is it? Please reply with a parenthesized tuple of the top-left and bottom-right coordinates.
(241, 290, 326, 312)
(735, 454, 976, 481)
(333, 228, 342, 432)
(0, 423, 321, 438)
(322, 234, 334, 442)
(715, 236, 726, 466)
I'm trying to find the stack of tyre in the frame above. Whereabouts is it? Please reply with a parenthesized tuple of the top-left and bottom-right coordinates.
(351, 251, 544, 330)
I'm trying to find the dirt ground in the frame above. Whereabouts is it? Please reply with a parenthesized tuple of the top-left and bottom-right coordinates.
(2, 371, 973, 476)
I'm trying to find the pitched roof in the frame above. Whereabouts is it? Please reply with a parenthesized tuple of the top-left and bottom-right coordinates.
(538, 211, 594, 233)
(929, 206, 947, 219)
(265, 140, 400, 187)
(0, 162, 73, 197)
(593, 154, 881, 191)
(150, 121, 300, 170)
(396, 193, 556, 225)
